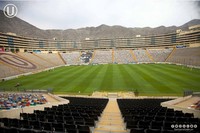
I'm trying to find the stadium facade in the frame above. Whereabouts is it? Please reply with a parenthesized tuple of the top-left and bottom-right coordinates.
(0, 25, 200, 52)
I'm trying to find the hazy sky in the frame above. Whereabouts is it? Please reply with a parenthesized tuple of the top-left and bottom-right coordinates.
(0, 0, 200, 29)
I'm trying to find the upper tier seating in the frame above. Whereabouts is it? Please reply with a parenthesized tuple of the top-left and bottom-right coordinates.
(148, 48, 172, 62)
(0, 63, 21, 79)
(114, 49, 136, 64)
(0, 52, 41, 79)
(80, 52, 93, 64)
(34, 53, 65, 66)
(117, 99, 199, 133)
(17, 53, 55, 69)
(0, 52, 65, 79)
(133, 50, 152, 62)
(60, 52, 80, 65)
(92, 50, 112, 64)
(167, 47, 200, 66)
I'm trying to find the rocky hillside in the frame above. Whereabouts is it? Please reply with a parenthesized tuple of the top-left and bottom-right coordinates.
(0, 10, 200, 41)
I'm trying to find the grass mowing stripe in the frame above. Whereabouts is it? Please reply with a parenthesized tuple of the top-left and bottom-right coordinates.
(125, 64, 157, 94)
(111, 64, 126, 91)
(0, 66, 78, 90)
(118, 64, 140, 91)
(88, 65, 108, 92)
(0, 64, 199, 96)
(152, 64, 200, 92)
(99, 64, 113, 91)
(159, 64, 200, 78)
(141, 64, 179, 94)
(130, 64, 162, 94)
(82, 65, 104, 93)
(71, 65, 103, 93)
(30, 65, 87, 90)
(29, 66, 80, 88)
(53, 66, 91, 91)
(152, 64, 200, 87)
(163, 64, 200, 78)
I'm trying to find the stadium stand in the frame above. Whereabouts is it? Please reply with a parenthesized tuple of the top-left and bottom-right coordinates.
(60, 51, 80, 65)
(17, 52, 56, 69)
(0, 52, 66, 79)
(148, 48, 173, 62)
(0, 62, 21, 79)
(0, 97, 108, 133)
(0, 22, 200, 133)
(166, 47, 200, 66)
(92, 50, 112, 64)
(117, 99, 200, 133)
(80, 51, 93, 64)
(0, 93, 47, 110)
(0, 52, 39, 78)
(133, 49, 153, 63)
(114, 49, 136, 64)
(33, 53, 65, 66)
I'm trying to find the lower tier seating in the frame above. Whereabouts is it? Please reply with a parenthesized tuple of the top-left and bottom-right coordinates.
(0, 97, 108, 133)
(117, 99, 200, 133)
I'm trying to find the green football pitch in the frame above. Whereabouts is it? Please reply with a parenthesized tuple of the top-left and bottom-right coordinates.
(0, 64, 200, 96)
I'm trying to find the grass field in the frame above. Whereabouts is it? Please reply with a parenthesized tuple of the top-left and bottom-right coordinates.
(0, 64, 200, 96)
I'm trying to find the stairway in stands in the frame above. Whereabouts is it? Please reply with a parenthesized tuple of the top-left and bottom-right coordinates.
(94, 98, 128, 133)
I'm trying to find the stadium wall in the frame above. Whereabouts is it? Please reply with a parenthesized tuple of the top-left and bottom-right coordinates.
(0, 27, 199, 52)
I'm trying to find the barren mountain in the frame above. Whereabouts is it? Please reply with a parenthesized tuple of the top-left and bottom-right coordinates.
(0, 10, 200, 41)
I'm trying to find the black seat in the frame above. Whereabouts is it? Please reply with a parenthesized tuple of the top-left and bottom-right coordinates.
(77, 125, 90, 133)
(19, 119, 30, 128)
(163, 121, 175, 130)
(134, 115, 144, 121)
(176, 117, 188, 123)
(144, 116, 154, 121)
(156, 112, 166, 117)
(55, 115, 64, 123)
(174, 111, 184, 117)
(20, 113, 28, 120)
(41, 122, 52, 131)
(184, 113, 194, 118)
(18, 129, 34, 133)
(150, 120, 163, 130)
(154, 116, 165, 121)
(188, 118, 199, 123)
(9, 118, 19, 128)
(165, 116, 176, 122)
(138, 120, 151, 128)
(28, 113, 37, 121)
(1, 118, 10, 127)
(29, 120, 41, 130)
(46, 115, 55, 123)
(126, 120, 138, 129)
(64, 124, 77, 133)
(130, 128, 145, 133)
(85, 118, 95, 127)
(145, 129, 161, 133)
(3, 127, 18, 133)
(74, 117, 85, 125)
(52, 122, 64, 132)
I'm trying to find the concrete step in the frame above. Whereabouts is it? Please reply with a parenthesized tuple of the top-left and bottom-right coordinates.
(94, 128, 129, 133)
(94, 98, 127, 133)
(97, 120, 124, 125)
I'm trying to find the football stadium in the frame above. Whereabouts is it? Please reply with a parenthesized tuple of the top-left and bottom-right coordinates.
(0, 1, 200, 133)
